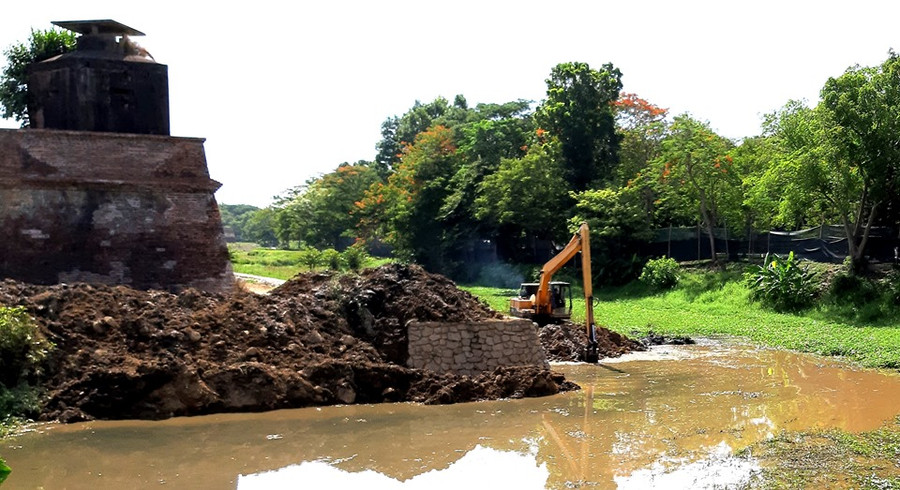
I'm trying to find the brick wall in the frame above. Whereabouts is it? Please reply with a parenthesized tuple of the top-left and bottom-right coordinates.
(0, 129, 233, 292)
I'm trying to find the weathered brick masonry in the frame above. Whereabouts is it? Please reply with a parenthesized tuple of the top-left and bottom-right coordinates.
(0, 129, 233, 292)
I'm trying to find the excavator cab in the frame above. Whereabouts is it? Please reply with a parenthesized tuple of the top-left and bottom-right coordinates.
(510, 281, 571, 322)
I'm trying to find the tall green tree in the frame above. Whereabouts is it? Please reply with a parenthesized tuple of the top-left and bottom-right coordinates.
(0, 28, 76, 125)
(270, 162, 380, 250)
(243, 208, 278, 247)
(570, 185, 654, 284)
(751, 101, 827, 231)
(819, 51, 900, 267)
(475, 140, 569, 253)
(537, 61, 623, 191)
(374, 96, 473, 172)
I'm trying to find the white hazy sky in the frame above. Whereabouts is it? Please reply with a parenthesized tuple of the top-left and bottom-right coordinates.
(2, 1, 899, 206)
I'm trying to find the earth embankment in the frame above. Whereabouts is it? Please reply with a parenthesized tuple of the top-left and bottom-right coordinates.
(0, 264, 640, 422)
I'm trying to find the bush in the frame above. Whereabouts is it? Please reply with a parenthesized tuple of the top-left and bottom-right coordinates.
(0, 307, 52, 388)
(320, 248, 342, 271)
(343, 243, 368, 271)
(297, 248, 322, 270)
(639, 256, 680, 290)
(883, 268, 900, 305)
(0, 307, 52, 421)
(828, 272, 878, 305)
(746, 252, 817, 312)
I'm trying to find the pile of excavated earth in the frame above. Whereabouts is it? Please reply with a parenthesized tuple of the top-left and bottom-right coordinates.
(0, 264, 641, 422)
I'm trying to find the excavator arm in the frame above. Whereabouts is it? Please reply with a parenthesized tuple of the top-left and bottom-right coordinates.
(510, 222, 599, 362)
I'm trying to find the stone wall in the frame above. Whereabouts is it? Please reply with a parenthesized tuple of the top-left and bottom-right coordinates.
(407, 318, 549, 375)
(0, 128, 233, 292)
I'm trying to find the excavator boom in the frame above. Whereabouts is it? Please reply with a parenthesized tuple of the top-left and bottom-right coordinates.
(509, 222, 599, 362)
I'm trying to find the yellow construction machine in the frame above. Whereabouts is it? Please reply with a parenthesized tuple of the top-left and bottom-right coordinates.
(509, 222, 600, 362)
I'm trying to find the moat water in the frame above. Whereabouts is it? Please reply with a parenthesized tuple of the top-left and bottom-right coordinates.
(5, 339, 900, 489)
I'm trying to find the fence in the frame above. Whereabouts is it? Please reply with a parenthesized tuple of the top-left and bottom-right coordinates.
(645, 225, 899, 264)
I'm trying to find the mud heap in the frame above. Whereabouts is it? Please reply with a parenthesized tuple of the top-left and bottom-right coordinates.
(0, 265, 592, 422)
(540, 322, 644, 362)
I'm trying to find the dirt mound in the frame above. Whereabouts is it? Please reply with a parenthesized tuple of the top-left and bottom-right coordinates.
(540, 321, 645, 362)
(0, 264, 575, 423)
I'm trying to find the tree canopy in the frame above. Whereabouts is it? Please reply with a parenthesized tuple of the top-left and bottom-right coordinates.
(0, 28, 76, 125)
(194, 52, 900, 280)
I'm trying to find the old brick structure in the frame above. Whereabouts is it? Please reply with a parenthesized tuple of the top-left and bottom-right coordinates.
(28, 20, 169, 135)
(0, 20, 232, 292)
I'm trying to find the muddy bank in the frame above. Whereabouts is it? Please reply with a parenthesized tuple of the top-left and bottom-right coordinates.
(0, 264, 638, 423)
(539, 321, 645, 362)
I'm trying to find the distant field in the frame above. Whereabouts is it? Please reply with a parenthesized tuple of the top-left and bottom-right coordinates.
(228, 243, 392, 281)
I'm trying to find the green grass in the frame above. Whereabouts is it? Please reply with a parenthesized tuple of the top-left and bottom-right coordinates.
(742, 416, 900, 488)
(464, 269, 900, 370)
(228, 243, 393, 280)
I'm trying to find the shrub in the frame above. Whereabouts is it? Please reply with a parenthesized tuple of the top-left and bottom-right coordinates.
(0, 307, 52, 387)
(746, 252, 817, 312)
(0, 307, 52, 420)
(883, 268, 900, 305)
(639, 256, 680, 290)
(0, 456, 9, 484)
(343, 243, 368, 271)
(297, 248, 322, 270)
(320, 248, 342, 271)
(828, 272, 878, 305)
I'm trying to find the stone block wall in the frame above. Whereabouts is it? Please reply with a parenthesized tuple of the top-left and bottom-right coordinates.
(407, 319, 550, 375)
(0, 129, 233, 292)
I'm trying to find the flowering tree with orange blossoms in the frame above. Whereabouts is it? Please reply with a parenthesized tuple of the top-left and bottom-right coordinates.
(355, 125, 462, 271)
(614, 93, 669, 187)
(654, 115, 738, 264)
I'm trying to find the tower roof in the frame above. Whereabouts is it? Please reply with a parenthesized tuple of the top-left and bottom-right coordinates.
(52, 19, 145, 37)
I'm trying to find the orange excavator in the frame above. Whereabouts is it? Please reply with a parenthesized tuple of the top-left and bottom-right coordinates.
(509, 222, 599, 362)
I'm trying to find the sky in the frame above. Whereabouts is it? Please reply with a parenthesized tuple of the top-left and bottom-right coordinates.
(2, 1, 900, 207)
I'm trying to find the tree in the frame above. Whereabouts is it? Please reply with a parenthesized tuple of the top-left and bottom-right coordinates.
(374, 96, 474, 173)
(0, 28, 76, 125)
(357, 125, 462, 272)
(475, 140, 569, 254)
(654, 115, 738, 264)
(819, 51, 900, 268)
(613, 93, 668, 187)
(570, 186, 654, 284)
(243, 208, 278, 247)
(749, 101, 826, 231)
(537, 62, 623, 191)
(219, 204, 260, 242)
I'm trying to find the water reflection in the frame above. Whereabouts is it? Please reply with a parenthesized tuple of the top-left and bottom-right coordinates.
(5, 341, 900, 489)
(237, 445, 549, 489)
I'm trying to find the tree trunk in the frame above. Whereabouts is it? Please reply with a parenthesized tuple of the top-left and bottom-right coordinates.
(697, 188, 718, 265)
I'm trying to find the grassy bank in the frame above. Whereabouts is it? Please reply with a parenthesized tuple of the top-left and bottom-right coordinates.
(463, 267, 900, 370)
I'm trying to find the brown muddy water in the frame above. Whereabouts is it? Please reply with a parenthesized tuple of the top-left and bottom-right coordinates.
(4, 339, 900, 489)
